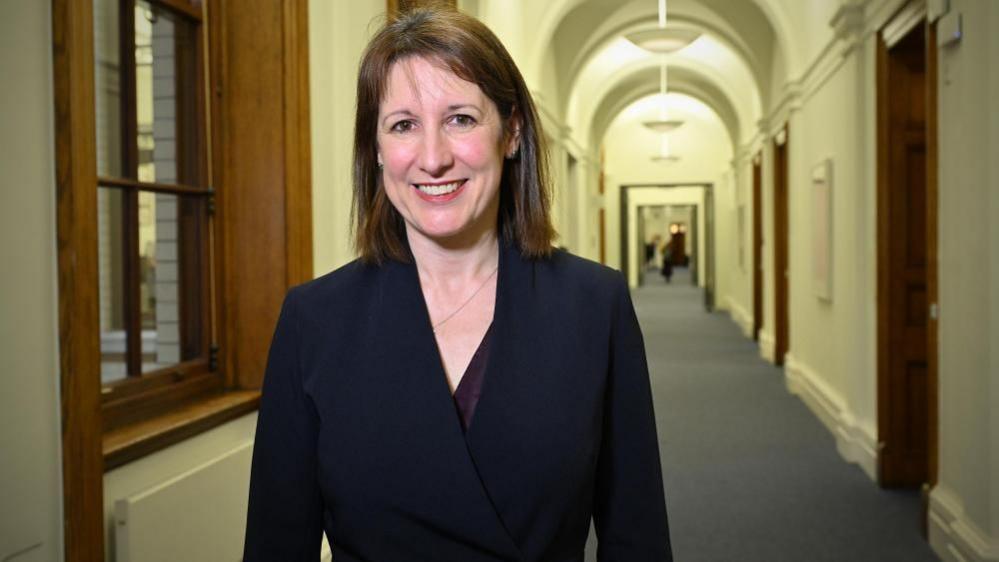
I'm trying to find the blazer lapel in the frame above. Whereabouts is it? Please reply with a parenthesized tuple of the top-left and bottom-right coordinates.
(370, 257, 524, 560)
(464, 243, 555, 551)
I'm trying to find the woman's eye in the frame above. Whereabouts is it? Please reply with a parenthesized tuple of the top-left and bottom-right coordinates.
(449, 114, 477, 128)
(390, 120, 415, 133)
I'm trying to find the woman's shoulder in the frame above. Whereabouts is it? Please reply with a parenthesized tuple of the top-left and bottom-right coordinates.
(284, 258, 380, 316)
(544, 247, 625, 282)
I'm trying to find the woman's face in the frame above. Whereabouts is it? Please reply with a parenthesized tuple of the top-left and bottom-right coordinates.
(377, 56, 517, 246)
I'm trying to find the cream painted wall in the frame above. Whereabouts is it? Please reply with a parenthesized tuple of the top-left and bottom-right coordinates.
(310, 0, 386, 276)
(781, 34, 879, 471)
(930, 0, 999, 558)
(0, 2, 63, 561)
(712, 167, 741, 317)
(768, 0, 839, 79)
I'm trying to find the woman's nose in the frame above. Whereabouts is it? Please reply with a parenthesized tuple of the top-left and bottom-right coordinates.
(417, 128, 454, 176)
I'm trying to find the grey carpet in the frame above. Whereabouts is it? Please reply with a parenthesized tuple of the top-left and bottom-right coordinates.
(584, 268, 939, 562)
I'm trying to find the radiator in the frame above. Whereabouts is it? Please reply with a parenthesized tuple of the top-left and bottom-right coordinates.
(112, 441, 333, 562)
(114, 441, 253, 562)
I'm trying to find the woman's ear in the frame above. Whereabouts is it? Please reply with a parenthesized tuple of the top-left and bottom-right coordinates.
(506, 110, 522, 159)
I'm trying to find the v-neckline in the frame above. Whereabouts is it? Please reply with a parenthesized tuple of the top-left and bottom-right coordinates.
(452, 321, 494, 431)
(410, 246, 502, 406)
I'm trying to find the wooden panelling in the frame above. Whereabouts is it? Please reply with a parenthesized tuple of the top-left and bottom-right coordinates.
(211, 0, 313, 390)
(282, 0, 314, 288)
(52, 0, 105, 558)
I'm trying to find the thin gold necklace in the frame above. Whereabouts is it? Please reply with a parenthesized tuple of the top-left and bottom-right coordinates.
(431, 266, 498, 333)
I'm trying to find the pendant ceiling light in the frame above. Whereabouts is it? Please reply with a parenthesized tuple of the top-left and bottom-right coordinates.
(642, 0, 684, 135)
(625, 0, 700, 54)
(642, 64, 684, 133)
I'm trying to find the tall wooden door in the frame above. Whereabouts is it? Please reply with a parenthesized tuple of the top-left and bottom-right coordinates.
(752, 153, 763, 340)
(637, 208, 647, 285)
(877, 19, 933, 489)
(669, 230, 686, 265)
(773, 128, 789, 365)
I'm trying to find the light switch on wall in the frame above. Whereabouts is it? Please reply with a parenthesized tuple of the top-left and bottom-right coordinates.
(938, 10, 962, 48)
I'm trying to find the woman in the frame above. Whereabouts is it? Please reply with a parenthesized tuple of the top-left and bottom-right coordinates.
(244, 7, 671, 561)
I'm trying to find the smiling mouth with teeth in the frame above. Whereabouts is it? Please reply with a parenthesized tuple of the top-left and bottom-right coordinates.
(414, 180, 465, 196)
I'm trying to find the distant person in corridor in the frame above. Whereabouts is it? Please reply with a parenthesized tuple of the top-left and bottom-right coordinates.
(244, 6, 671, 561)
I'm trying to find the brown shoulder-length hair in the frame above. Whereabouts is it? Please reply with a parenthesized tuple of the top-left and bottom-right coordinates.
(352, 5, 556, 264)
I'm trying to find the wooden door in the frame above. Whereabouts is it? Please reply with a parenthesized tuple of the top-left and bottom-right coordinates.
(637, 208, 646, 285)
(752, 154, 763, 340)
(599, 208, 606, 264)
(670, 230, 686, 265)
(877, 21, 932, 488)
(773, 128, 789, 365)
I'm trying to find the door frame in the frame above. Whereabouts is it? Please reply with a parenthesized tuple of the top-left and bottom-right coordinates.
(773, 126, 790, 365)
(752, 152, 763, 340)
(875, 5, 939, 513)
(619, 183, 714, 310)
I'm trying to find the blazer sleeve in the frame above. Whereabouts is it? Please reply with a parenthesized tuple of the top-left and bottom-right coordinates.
(244, 288, 324, 561)
(593, 275, 673, 561)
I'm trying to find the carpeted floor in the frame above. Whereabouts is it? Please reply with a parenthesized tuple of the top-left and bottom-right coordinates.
(585, 268, 939, 562)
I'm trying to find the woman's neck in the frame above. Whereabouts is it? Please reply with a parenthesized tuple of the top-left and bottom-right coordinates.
(407, 224, 500, 291)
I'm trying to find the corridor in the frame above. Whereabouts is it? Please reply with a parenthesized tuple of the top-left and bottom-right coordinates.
(592, 270, 940, 561)
(4, 0, 998, 560)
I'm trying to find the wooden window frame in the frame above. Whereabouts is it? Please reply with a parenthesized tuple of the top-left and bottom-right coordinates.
(53, 0, 312, 559)
(96, 0, 219, 434)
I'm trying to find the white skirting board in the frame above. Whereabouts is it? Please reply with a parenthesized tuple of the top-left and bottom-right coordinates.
(783, 353, 878, 481)
(114, 441, 253, 562)
(929, 485, 999, 562)
(724, 297, 754, 338)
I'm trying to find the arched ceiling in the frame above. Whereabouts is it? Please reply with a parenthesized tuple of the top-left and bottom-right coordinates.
(604, 93, 731, 184)
(522, 0, 793, 153)
(567, 39, 758, 148)
(589, 65, 740, 154)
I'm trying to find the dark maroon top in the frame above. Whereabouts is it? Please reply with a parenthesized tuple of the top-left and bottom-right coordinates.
(452, 322, 493, 432)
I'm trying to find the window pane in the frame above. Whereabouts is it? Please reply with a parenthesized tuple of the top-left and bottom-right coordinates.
(98, 188, 128, 383)
(139, 191, 206, 373)
(135, 1, 199, 185)
(94, 0, 123, 178)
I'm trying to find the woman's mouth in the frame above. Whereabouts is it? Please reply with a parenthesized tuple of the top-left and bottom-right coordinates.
(412, 180, 467, 201)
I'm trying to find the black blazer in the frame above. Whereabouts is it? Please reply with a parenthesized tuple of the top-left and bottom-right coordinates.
(244, 242, 671, 561)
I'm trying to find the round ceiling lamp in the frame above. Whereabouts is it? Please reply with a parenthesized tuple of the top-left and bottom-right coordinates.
(643, 63, 684, 133)
(642, 118, 685, 133)
(651, 154, 681, 163)
(624, 28, 701, 54)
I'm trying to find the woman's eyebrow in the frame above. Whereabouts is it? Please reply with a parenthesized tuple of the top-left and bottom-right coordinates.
(381, 109, 415, 126)
(447, 103, 481, 113)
